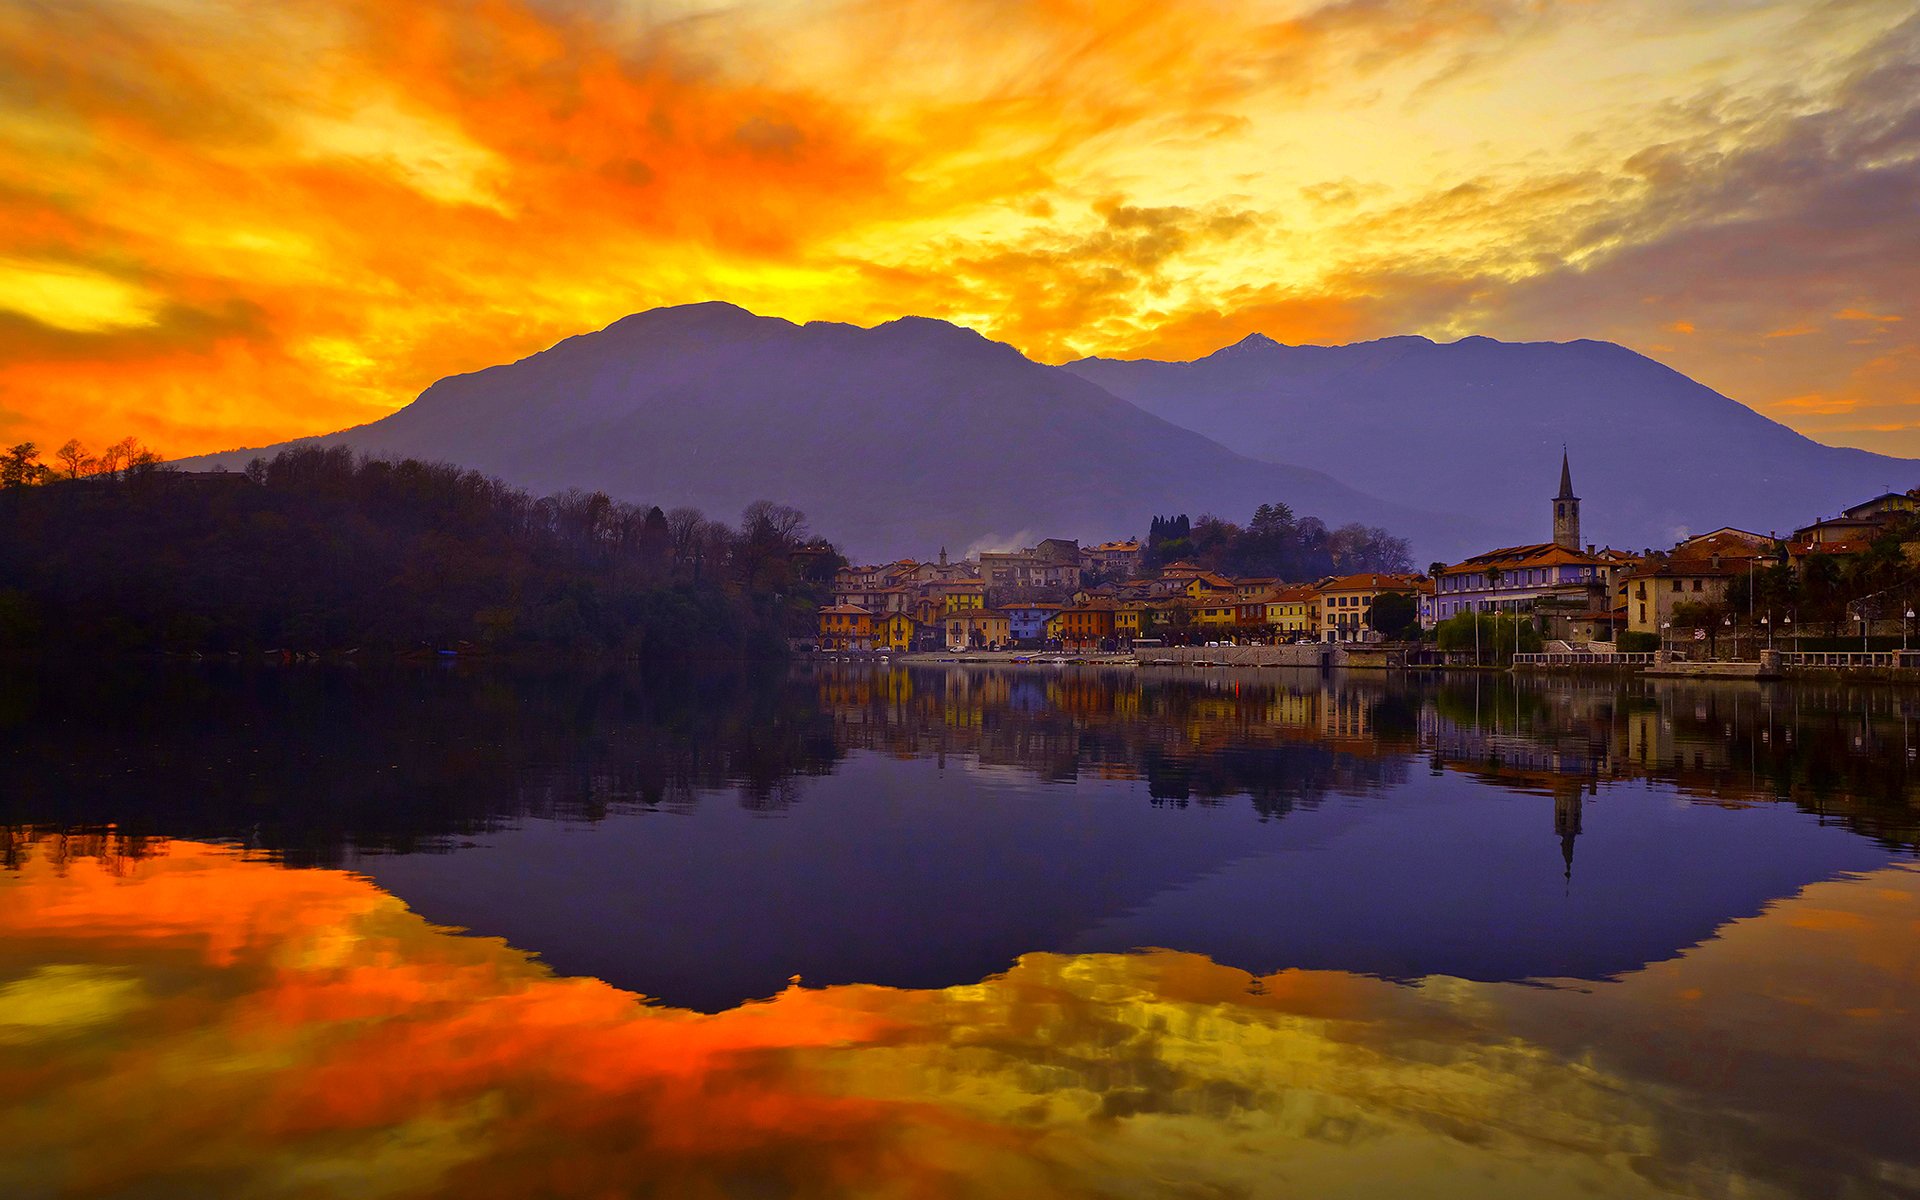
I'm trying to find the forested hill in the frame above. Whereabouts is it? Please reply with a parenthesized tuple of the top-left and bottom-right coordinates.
(0, 448, 840, 661)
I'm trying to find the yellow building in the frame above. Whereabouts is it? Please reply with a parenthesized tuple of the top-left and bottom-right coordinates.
(942, 580, 987, 614)
(1264, 584, 1318, 638)
(943, 608, 1010, 651)
(1191, 596, 1237, 630)
(875, 611, 919, 652)
(1316, 573, 1426, 643)
(1184, 572, 1236, 601)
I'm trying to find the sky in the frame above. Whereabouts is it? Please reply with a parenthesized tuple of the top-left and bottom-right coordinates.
(1, 0, 1915, 459)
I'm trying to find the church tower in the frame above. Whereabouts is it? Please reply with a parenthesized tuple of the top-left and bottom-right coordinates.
(1553, 450, 1581, 550)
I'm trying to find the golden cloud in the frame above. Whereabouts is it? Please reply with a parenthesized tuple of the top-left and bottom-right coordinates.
(0, 0, 1914, 454)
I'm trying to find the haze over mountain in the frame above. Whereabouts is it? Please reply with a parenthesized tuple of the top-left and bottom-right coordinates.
(1068, 335, 1919, 555)
(188, 304, 1491, 562)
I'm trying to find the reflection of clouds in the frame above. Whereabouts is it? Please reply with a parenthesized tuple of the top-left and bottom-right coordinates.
(3, 836, 1914, 1197)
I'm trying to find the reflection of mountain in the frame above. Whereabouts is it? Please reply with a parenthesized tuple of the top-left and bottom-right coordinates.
(8, 833, 1917, 1199)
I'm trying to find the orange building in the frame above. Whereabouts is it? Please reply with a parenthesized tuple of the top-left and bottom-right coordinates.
(817, 604, 875, 650)
(1050, 601, 1117, 650)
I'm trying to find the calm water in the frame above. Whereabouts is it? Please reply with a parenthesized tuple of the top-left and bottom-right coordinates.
(3, 663, 1917, 1198)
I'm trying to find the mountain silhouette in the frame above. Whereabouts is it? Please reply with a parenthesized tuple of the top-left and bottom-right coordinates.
(186, 303, 1496, 561)
(1066, 334, 1916, 553)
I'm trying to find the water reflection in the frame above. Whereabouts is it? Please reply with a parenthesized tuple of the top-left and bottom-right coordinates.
(4, 664, 1918, 1012)
(1, 832, 1914, 1199)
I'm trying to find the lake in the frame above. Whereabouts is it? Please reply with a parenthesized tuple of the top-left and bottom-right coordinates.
(3, 663, 1917, 1198)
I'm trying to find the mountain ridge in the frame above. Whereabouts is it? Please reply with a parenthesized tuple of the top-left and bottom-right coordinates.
(186, 304, 1499, 562)
(1066, 331, 1914, 551)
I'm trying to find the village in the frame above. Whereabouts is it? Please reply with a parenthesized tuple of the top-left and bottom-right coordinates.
(816, 452, 1920, 666)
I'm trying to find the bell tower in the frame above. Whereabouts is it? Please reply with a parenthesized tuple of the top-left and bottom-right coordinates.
(1553, 449, 1581, 550)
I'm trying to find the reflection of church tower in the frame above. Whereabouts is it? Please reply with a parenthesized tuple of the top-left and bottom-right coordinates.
(1553, 779, 1583, 882)
(1553, 450, 1581, 550)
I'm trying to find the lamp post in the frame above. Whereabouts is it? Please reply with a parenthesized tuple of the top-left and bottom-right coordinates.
(1762, 612, 1772, 650)
(1722, 614, 1734, 662)
(1661, 621, 1671, 659)
(1784, 611, 1794, 656)
(1907, 607, 1915, 654)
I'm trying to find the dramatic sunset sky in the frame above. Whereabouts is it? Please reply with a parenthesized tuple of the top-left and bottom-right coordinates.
(2, 0, 1915, 458)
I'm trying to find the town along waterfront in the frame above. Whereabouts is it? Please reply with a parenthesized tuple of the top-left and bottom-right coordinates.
(4, 665, 1918, 1198)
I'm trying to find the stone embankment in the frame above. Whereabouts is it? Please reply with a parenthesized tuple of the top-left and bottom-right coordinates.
(1138, 644, 1327, 668)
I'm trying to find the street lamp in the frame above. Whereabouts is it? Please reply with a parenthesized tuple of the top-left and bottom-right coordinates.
(1762, 612, 1772, 650)
(1907, 608, 1916, 654)
(1722, 614, 1733, 660)
(1784, 612, 1794, 656)
(1661, 621, 1671, 658)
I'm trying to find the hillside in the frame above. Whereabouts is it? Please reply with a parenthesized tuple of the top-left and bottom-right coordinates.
(185, 304, 1498, 562)
(0, 450, 825, 660)
(1067, 334, 1918, 554)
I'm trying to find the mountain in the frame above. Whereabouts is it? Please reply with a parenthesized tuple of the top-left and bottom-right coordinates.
(1066, 334, 1919, 555)
(186, 304, 1500, 562)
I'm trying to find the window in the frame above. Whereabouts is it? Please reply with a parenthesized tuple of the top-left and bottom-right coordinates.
(1672, 580, 1682, 593)
(1693, 579, 1704, 592)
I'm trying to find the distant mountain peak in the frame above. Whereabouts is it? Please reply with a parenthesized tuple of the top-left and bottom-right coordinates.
(871, 314, 993, 345)
(1224, 331, 1281, 353)
(601, 300, 790, 340)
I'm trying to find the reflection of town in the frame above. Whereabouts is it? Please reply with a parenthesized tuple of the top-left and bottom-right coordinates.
(4, 664, 1917, 867)
(810, 665, 1920, 854)
(813, 664, 1416, 814)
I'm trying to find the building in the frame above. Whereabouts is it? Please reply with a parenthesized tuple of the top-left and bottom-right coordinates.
(1623, 531, 1772, 638)
(1317, 573, 1426, 642)
(1431, 452, 1637, 640)
(1190, 595, 1238, 632)
(1432, 544, 1618, 623)
(833, 583, 910, 614)
(1183, 572, 1236, 600)
(817, 604, 875, 651)
(874, 611, 920, 652)
(1265, 584, 1319, 639)
(940, 579, 987, 613)
(1084, 540, 1142, 578)
(943, 608, 1011, 651)
(979, 539, 1084, 590)
(1842, 491, 1920, 522)
(1552, 450, 1581, 550)
(1050, 601, 1116, 650)
(1001, 603, 1062, 645)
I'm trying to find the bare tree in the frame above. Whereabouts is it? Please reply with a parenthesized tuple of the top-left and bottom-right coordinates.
(55, 439, 93, 479)
(666, 506, 706, 574)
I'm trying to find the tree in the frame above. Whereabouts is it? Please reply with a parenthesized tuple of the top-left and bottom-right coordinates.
(1368, 591, 1419, 640)
(1670, 599, 1728, 657)
(1, 443, 46, 489)
(55, 439, 93, 479)
(1435, 612, 1539, 663)
(666, 506, 706, 575)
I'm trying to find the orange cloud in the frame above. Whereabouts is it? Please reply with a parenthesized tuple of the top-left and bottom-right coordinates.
(0, 0, 1915, 457)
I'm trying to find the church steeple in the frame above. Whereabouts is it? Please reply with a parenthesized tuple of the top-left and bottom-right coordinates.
(1552, 448, 1581, 550)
